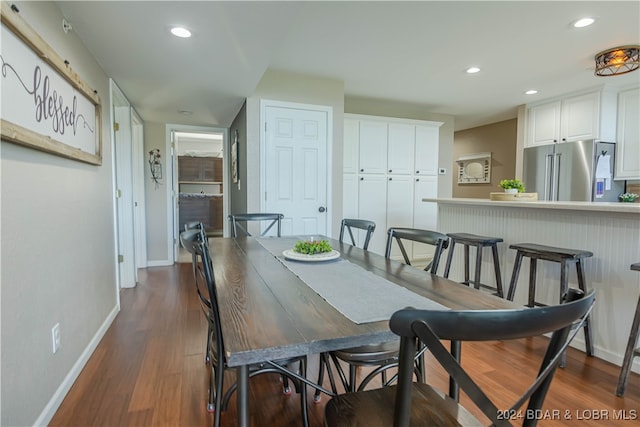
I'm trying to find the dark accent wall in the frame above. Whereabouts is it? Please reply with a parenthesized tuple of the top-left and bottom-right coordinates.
(453, 119, 517, 199)
(229, 101, 248, 216)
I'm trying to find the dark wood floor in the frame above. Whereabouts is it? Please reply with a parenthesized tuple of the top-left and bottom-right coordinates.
(50, 263, 640, 426)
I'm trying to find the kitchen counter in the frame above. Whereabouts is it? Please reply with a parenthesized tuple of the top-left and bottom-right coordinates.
(426, 197, 640, 372)
(422, 197, 640, 214)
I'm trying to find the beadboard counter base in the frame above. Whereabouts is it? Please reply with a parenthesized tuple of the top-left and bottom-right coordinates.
(426, 197, 640, 373)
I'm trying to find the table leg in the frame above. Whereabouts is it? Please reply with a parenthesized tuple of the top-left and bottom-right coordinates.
(449, 340, 461, 401)
(237, 365, 249, 427)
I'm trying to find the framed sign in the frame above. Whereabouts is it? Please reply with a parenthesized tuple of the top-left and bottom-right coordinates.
(231, 129, 239, 183)
(0, 2, 102, 165)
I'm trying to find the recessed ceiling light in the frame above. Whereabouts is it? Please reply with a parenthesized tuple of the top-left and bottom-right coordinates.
(178, 109, 193, 115)
(573, 17, 595, 28)
(525, 89, 538, 95)
(170, 27, 192, 38)
(466, 67, 481, 74)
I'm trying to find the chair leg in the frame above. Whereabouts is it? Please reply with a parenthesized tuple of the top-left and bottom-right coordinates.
(314, 354, 325, 403)
(491, 244, 504, 298)
(443, 241, 456, 278)
(299, 359, 309, 427)
(473, 244, 483, 290)
(616, 294, 640, 396)
(281, 374, 292, 395)
(463, 244, 470, 286)
(348, 364, 357, 392)
(575, 259, 594, 357)
(527, 258, 537, 308)
(507, 251, 524, 301)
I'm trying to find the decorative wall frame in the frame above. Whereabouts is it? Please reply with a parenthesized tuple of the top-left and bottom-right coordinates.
(231, 129, 239, 183)
(456, 152, 492, 184)
(0, 2, 102, 165)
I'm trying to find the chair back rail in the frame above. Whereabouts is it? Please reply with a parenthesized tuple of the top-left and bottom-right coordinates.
(385, 227, 449, 274)
(339, 218, 376, 250)
(228, 213, 284, 237)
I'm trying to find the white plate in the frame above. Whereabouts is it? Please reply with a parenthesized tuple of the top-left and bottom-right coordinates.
(282, 249, 341, 262)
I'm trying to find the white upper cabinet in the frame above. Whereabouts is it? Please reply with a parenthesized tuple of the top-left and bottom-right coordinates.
(561, 92, 600, 142)
(387, 123, 415, 174)
(615, 87, 640, 180)
(415, 125, 440, 175)
(358, 120, 388, 174)
(527, 100, 562, 146)
(343, 118, 359, 174)
(526, 89, 616, 147)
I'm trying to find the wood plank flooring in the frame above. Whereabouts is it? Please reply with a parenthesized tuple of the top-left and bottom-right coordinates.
(50, 263, 639, 426)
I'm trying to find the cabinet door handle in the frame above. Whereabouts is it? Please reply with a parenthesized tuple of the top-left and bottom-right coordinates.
(360, 177, 364, 181)
(416, 178, 419, 182)
(416, 170, 420, 174)
(389, 169, 392, 173)
(389, 177, 392, 181)
(360, 169, 364, 172)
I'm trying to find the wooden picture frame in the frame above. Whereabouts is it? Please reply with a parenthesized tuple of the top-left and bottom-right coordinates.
(0, 2, 102, 165)
(231, 129, 239, 183)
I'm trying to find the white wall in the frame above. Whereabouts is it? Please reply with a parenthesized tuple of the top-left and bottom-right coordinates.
(0, 2, 118, 425)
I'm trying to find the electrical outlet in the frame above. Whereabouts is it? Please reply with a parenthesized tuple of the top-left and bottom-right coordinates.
(52, 323, 61, 354)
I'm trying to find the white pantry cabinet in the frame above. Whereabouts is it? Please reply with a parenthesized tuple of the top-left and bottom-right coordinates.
(342, 114, 443, 257)
(615, 87, 640, 180)
(526, 89, 617, 147)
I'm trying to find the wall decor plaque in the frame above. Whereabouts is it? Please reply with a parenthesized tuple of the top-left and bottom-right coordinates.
(0, 2, 102, 165)
(456, 152, 491, 184)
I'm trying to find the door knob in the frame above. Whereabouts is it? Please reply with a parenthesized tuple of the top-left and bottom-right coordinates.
(318, 206, 326, 213)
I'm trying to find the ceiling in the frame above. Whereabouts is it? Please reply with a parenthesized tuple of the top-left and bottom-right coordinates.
(56, 1, 640, 131)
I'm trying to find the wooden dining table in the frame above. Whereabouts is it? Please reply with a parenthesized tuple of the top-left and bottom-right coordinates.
(209, 235, 522, 427)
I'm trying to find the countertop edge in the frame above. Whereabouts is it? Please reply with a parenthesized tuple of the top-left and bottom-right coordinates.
(422, 198, 640, 214)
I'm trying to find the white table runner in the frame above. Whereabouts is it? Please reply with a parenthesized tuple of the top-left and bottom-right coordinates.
(256, 237, 448, 324)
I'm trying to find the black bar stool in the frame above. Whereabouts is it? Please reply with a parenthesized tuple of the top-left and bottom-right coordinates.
(443, 233, 504, 297)
(506, 243, 594, 360)
(616, 262, 640, 396)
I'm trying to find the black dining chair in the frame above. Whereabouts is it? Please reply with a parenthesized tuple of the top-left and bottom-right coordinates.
(339, 218, 376, 250)
(228, 213, 284, 238)
(180, 231, 309, 427)
(325, 289, 595, 427)
(385, 227, 449, 274)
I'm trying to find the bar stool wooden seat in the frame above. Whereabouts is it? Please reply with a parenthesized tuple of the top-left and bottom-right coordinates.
(506, 243, 594, 359)
(616, 262, 640, 396)
(443, 233, 504, 297)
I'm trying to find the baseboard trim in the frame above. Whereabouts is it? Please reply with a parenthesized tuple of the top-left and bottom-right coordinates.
(34, 304, 120, 426)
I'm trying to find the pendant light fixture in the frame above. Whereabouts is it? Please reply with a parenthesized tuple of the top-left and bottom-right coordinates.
(594, 45, 639, 76)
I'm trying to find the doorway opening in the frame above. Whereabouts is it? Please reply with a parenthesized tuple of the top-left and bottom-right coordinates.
(169, 125, 229, 263)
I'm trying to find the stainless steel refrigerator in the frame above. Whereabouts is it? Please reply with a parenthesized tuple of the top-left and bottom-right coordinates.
(523, 140, 624, 202)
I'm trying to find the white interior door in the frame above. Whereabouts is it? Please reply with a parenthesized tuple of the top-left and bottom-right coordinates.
(113, 101, 136, 288)
(263, 103, 329, 236)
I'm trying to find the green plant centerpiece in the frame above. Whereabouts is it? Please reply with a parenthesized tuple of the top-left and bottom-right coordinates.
(499, 179, 525, 193)
(294, 239, 332, 255)
(619, 193, 639, 203)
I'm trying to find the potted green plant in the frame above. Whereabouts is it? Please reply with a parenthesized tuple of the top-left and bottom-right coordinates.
(499, 179, 525, 194)
(619, 193, 639, 203)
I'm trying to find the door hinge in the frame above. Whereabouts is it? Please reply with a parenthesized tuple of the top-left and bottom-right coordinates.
(115, 189, 122, 198)
(118, 254, 124, 263)
(113, 122, 119, 132)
